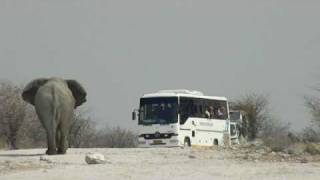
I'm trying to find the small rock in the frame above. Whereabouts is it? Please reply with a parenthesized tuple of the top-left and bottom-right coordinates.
(231, 146, 238, 150)
(286, 143, 305, 155)
(264, 147, 272, 153)
(287, 149, 294, 155)
(251, 153, 262, 159)
(300, 158, 308, 163)
(270, 152, 276, 156)
(279, 152, 290, 158)
(40, 156, 52, 163)
(255, 149, 266, 154)
(188, 155, 196, 159)
(243, 155, 249, 160)
(85, 153, 107, 165)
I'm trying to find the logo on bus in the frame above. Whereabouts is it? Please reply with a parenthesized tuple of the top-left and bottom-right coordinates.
(199, 122, 213, 127)
(154, 131, 161, 138)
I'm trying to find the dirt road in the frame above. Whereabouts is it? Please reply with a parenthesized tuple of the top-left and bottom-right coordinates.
(0, 148, 319, 180)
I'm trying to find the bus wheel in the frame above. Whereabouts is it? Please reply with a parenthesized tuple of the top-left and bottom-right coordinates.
(184, 137, 191, 147)
(214, 139, 219, 146)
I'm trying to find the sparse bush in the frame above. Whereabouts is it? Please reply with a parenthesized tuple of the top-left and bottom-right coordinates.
(68, 109, 138, 148)
(17, 107, 46, 148)
(260, 119, 292, 152)
(0, 137, 6, 149)
(305, 143, 320, 155)
(301, 127, 320, 143)
(304, 85, 320, 140)
(305, 95, 320, 128)
(0, 81, 29, 149)
(69, 109, 97, 148)
(231, 93, 270, 140)
(94, 126, 137, 148)
(263, 134, 292, 152)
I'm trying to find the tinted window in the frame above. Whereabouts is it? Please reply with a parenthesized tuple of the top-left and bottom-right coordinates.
(230, 111, 241, 121)
(139, 97, 178, 125)
(179, 97, 228, 124)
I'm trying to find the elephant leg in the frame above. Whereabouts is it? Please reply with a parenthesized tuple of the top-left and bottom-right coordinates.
(42, 116, 57, 155)
(57, 119, 70, 154)
(38, 112, 57, 155)
(57, 128, 68, 154)
(57, 108, 74, 154)
(35, 97, 58, 155)
(46, 126, 57, 155)
(56, 127, 61, 151)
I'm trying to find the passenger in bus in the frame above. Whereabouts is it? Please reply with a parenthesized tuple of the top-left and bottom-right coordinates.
(157, 104, 166, 121)
(205, 106, 214, 119)
(205, 107, 210, 118)
(209, 106, 215, 119)
(217, 106, 226, 119)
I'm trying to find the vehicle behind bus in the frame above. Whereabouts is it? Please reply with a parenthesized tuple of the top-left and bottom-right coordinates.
(229, 110, 245, 144)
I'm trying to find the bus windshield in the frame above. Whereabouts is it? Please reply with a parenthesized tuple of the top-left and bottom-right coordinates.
(139, 97, 178, 125)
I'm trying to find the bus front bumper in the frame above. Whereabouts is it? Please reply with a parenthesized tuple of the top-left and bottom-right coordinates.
(138, 137, 180, 147)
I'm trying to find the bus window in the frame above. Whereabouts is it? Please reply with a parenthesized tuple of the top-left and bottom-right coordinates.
(179, 98, 192, 124)
(179, 97, 228, 124)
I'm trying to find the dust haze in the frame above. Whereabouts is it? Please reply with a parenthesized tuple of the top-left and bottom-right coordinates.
(0, 0, 320, 130)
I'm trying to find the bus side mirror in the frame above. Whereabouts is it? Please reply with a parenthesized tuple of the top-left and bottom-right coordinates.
(132, 111, 136, 120)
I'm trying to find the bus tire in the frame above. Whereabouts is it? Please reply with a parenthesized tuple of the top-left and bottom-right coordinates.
(184, 137, 191, 147)
(214, 139, 219, 146)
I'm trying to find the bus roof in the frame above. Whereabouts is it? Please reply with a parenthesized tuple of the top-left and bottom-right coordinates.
(142, 89, 228, 101)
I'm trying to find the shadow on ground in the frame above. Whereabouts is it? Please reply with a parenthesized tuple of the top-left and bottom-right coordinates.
(0, 153, 44, 157)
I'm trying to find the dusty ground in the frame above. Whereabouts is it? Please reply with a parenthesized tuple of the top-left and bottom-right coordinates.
(0, 147, 320, 180)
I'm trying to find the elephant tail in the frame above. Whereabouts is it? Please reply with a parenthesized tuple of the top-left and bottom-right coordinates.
(51, 87, 59, 125)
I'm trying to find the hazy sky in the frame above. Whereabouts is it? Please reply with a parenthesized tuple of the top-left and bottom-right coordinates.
(1, 0, 320, 131)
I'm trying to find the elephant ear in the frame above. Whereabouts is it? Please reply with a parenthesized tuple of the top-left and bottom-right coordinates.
(66, 80, 87, 108)
(22, 78, 49, 105)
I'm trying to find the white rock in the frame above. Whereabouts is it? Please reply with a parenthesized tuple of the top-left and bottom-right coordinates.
(40, 156, 53, 163)
(85, 153, 107, 165)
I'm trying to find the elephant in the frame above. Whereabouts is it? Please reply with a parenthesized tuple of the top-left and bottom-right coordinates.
(22, 77, 87, 155)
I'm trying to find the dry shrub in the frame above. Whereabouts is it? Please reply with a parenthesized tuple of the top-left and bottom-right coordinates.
(68, 109, 137, 148)
(17, 111, 47, 148)
(0, 81, 29, 149)
(262, 134, 292, 152)
(0, 137, 7, 149)
(305, 95, 320, 129)
(231, 93, 270, 140)
(93, 126, 138, 148)
(68, 109, 97, 148)
(260, 119, 293, 152)
(301, 127, 320, 143)
(305, 143, 320, 155)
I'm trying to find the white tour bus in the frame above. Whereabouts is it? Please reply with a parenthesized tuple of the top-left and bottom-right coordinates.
(132, 90, 231, 147)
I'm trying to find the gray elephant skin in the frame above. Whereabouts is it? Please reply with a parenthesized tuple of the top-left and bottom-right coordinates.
(22, 78, 87, 155)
